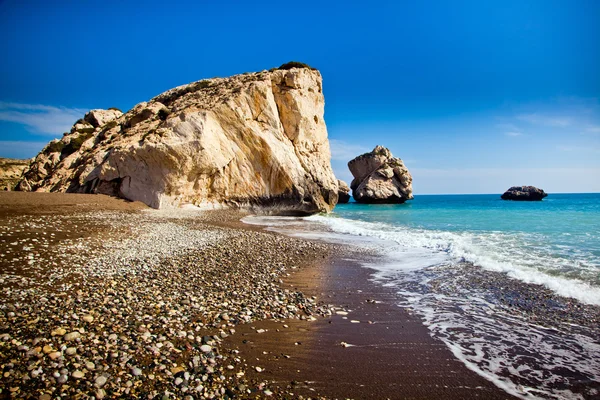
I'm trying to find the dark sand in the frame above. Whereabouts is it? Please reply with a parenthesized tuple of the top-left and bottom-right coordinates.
(0, 192, 515, 399)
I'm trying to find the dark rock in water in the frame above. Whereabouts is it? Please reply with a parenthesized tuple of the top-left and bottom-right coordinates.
(337, 179, 351, 203)
(347, 145, 413, 204)
(501, 186, 548, 201)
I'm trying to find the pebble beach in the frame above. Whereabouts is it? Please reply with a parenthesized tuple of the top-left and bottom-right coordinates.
(0, 193, 338, 399)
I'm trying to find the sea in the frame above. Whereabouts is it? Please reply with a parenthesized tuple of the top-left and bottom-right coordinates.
(243, 193, 600, 400)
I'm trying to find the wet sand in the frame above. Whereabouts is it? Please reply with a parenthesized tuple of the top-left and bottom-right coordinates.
(224, 247, 516, 399)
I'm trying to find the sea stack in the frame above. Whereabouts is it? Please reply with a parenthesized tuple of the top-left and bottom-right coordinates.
(501, 186, 548, 201)
(348, 145, 413, 204)
(337, 179, 351, 203)
(16, 64, 339, 215)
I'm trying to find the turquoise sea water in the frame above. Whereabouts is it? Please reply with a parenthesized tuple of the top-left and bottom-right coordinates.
(327, 193, 600, 301)
(244, 193, 600, 399)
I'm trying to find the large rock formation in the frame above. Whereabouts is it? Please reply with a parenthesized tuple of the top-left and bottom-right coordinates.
(501, 186, 548, 201)
(0, 158, 30, 191)
(337, 179, 351, 203)
(348, 146, 413, 204)
(17, 67, 339, 214)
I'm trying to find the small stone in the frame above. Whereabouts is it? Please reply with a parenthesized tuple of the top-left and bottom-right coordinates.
(96, 389, 106, 399)
(264, 389, 273, 396)
(72, 370, 84, 379)
(200, 344, 211, 353)
(57, 374, 68, 384)
(82, 314, 94, 323)
(48, 351, 62, 360)
(42, 345, 53, 354)
(85, 361, 95, 370)
(131, 367, 142, 376)
(174, 377, 183, 385)
(64, 332, 81, 341)
(94, 375, 107, 388)
(65, 347, 77, 356)
(39, 395, 51, 400)
(51, 327, 66, 336)
(255, 366, 263, 372)
(170, 366, 185, 375)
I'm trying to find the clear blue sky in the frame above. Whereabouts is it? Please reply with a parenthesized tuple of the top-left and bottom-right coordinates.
(1, 0, 598, 193)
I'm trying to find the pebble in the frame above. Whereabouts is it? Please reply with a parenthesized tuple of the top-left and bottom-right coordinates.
(51, 327, 66, 336)
(81, 314, 94, 323)
(200, 344, 211, 353)
(0, 208, 340, 399)
(94, 375, 107, 388)
(72, 370, 84, 379)
(64, 331, 81, 341)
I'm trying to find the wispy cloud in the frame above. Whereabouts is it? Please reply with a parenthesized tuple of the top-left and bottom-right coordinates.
(585, 125, 600, 134)
(329, 139, 369, 161)
(504, 131, 522, 137)
(0, 102, 87, 135)
(557, 145, 600, 154)
(516, 113, 571, 127)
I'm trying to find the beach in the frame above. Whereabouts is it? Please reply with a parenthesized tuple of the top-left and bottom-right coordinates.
(0, 192, 517, 399)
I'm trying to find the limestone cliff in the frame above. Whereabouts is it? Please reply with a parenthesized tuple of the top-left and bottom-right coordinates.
(0, 158, 30, 191)
(18, 67, 339, 214)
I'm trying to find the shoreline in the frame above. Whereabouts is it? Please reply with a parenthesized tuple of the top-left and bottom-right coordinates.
(223, 245, 517, 399)
(1, 192, 515, 399)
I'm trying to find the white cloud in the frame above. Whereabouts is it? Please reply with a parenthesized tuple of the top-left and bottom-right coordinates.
(329, 139, 369, 161)
(586, 125, 600, 134)
(0, 102, 87, 135)
(516, 113, 571, 127)
(504, 131, 522, 137)
(557, 145, 600, 154)
(0, 141, 47, 159)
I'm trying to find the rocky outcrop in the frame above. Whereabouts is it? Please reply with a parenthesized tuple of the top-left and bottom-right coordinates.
(17, 67, 338, 215)
(348, 146, 413, 204)
(0, 158, 30, 191)
(501, 186, 548, 201)
(17, 109, 124, 193)
(337, 179, 351, 203)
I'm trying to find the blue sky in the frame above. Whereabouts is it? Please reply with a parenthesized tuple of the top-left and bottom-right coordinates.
(1, 0, 598, 193)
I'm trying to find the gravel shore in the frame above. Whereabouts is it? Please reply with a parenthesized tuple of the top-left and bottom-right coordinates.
(0, 193, 338, 399)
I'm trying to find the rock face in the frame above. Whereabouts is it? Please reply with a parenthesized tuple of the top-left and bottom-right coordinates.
(348, 146, 413, 204)
(0, 158, 30, 191)
(17, 67, 339, 214)
(337, 179, 351, 203)
(501, 186, 548, 201)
